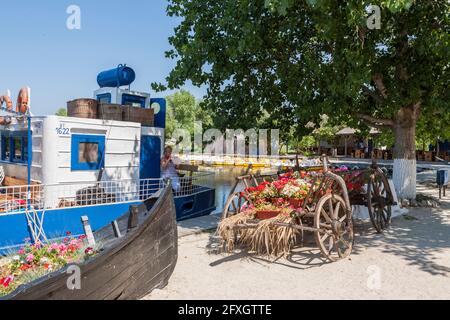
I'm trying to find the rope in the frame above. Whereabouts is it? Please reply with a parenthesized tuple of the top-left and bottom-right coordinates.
(24, 207, 47, 243)
(24, 190, 47, 243)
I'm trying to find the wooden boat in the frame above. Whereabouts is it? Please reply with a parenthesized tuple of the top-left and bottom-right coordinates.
(1, 185, 177, 300)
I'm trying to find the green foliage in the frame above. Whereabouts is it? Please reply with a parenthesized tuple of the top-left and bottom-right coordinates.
(55, 108, 67, 116)
(156, 0, 449, 141)
(165, 90, 214, 139)
(416, 107, 450, 148)
(298, 135, 316, 153)
(310, 114, 345, 145)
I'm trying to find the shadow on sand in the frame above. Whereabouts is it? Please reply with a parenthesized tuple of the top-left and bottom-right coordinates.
(206, 200, 450, 275)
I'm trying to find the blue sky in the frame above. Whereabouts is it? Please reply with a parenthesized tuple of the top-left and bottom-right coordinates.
(0, 0, 205, 115)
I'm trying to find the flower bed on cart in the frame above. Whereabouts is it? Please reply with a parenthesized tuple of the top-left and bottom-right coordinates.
(0, 233, 98, 297)
(217, 169, 365, 257)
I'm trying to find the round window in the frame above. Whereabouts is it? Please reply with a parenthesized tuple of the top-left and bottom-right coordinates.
(151, 102, 161, 114)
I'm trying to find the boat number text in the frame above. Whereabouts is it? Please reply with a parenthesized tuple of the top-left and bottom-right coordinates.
(56, 124, 70, 136)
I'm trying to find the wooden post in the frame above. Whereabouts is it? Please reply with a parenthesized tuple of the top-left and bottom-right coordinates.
(81, 216, 96, 246)
(128, 205, 139, 230)
(112, 220, 122, 238)
(344, 136, 348, 157)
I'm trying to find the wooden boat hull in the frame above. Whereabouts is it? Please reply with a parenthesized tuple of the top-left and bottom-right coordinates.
(2, 185, 177, 300)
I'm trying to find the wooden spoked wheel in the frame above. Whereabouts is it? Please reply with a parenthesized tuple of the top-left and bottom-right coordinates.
(367, 171, 392, 233)
(314, 194, 354, 262)
(222, 192, 248, 219)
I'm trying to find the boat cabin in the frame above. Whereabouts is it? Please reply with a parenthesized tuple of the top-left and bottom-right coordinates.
(0, 66, 216, 253)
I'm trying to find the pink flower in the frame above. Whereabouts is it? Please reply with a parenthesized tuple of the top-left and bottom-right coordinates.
(18, 248, 25, 255)
(58, 244, 67, 253)
(26, 254, 34, 263)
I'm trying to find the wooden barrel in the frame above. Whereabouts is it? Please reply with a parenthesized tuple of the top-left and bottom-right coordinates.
(122, 106, 154, 126)
(67, 99, 98, 119)
(98, 103, 123, 121)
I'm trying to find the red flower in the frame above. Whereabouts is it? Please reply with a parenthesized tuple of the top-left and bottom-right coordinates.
(78, 235, 87, 240)
(66, 231, 72, 236)
(246, 187, 257, 193)
(0, 275, 14, 288)
(20, 264, 32, 271)
(85, 247, 95, 256)
(256, 184, 266, 192)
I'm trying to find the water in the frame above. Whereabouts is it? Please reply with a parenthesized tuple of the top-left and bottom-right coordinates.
(200, 166, 277, 214)
(202, 163, 437, 215)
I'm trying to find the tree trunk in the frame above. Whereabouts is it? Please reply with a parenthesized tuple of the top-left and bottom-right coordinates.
(392, 104, 420, 200)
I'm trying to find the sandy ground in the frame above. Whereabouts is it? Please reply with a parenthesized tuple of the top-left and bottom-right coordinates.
(144, 182, 450, 300)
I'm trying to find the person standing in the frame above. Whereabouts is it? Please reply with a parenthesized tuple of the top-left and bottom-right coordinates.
(161, 146, 181, 192)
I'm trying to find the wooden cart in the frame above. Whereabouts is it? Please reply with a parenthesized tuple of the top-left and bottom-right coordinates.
(221, 158, 395, 261)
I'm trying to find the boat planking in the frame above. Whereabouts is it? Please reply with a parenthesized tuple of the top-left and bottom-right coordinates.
(2, 184, 178, 300)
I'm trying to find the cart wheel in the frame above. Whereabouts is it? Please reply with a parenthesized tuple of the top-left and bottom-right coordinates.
(222, 192, 248, 219)
(367, 172, 392, 233)
(314, 194, 354, 262)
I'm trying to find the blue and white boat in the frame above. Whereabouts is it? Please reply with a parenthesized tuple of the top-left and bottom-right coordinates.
(0, 65, 216, 255)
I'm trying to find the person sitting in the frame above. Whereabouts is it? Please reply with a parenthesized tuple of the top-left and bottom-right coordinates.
(161, 146, 181, 192)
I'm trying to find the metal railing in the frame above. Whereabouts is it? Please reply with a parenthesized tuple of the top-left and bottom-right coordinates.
(166, 171, 215, 197)
(0, 172, 216, 214)
(0, 179, 165, 214)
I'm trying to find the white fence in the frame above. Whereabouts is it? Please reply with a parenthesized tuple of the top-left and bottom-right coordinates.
(0, 179, 164, 214)
(0, 172, 215, 214)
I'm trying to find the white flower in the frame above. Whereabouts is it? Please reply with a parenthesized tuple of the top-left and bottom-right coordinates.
(282, 184, 301, 198)
(40, 257, 50, 264)
(13, 255, 20, 261)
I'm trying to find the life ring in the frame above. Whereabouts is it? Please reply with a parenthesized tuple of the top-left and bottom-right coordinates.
(0, 95, 13, 110)
(16, 87, 29, 114)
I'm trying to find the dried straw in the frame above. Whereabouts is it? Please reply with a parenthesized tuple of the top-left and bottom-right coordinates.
(217, 213, 300, 257)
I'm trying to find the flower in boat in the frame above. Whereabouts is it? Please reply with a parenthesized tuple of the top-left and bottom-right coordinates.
(0, 235, 99, 296)
(0, 275, 14, 288)
(25, 254, 35, 264)
(84, 247, 95, 257)
(19, 264, 32, 272)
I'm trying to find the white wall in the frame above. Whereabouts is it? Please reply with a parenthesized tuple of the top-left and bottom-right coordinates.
(42, 116, 141, 185)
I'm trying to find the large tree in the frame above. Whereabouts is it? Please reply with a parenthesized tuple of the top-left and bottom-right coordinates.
(154, 0, 449, 199)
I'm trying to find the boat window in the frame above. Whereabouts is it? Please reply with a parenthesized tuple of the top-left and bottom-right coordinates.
(122, 94, 146, 108)
(22, 137, 28, 161)
(1, 132, 28, 164)
(71, 134, 105, 171)
(13, 137, 22, 161)
(2, 136, 10, 161)
(78, 142, 99, 163)
(97, 93, 112, 104)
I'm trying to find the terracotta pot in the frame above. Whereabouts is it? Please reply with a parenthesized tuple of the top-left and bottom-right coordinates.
(256, 210, 280, 220)
(289, 199, 303, 208)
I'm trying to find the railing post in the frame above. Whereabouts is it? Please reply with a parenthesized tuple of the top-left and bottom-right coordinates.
(81, 216, 96, 246)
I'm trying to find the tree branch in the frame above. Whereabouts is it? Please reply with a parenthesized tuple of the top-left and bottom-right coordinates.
(356, 113, 394, 128)
(372, 74, 388, 98)
(362, 85, 384, 104)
